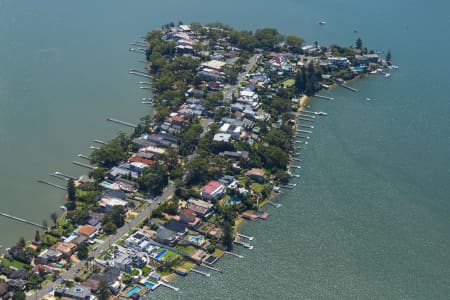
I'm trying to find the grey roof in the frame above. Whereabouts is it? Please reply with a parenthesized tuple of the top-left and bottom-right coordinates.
(55, 286, 91, 300)
(156, 226, 177, 242)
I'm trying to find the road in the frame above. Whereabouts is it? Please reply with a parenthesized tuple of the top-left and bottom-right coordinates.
(223, 54, 260, 101)
(27, 184, 175, 300)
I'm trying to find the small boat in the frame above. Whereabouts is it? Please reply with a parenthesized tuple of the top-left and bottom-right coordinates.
(316, 112, 327, 116)
(370, 70, 378, 74)
(318, 21, 327, 25)
(366, 97, 372, 101)
(384, 73, 391, 78)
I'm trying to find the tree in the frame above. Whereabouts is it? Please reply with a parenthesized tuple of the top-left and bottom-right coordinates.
(34, 230, 40, 242)
(77, 243, 88, 260)
(50, 212, 58, 227)
(17, 237, 26, 248)
(386, 50, 392, 65)
(67, 179, 76, 202)
(12, 290, 25, 300)
(286, 35, 305, 53)
(102, 222, 117, 235)
(97, 281, 111, 300)
(138, 163, 169, 195)
(356, 37, 363, 49)
(222, 221, 233, 250)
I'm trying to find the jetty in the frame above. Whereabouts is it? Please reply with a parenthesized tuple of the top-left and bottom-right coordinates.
(191, 268, 211, 277)
(298, 117, 314, 122)
(37, 179, 67, 191)
(90, 146, 100, 150)
(140, 86, 152, 90)
(139, 82, 152, 85)
(92, 139, 105, 145)
(314, 94, 334, 100)
(77, 154, 90, 160)
(128, 71, 152, 79)
(106, 118, 137, 128)
(298, 124, 314, 129)
(201, 264, 222, 273)
(234, 240, 254, 250)
(224, 251, 244, 259)
(298, 113, 315, 119)
(337, 83, 359, 92)
(159, 281, 179, 292)
(237, 233, 254, 241)
(72, 161, 96, 170)
(50, 172, 76, 181)
(296, 129, 312, 134)
(296, 135, 310, 139)
(267, 201, 282, 208)
(129, 48, 146, 54)
(0, 212, 47, 230)
(130, 42, 147, 47)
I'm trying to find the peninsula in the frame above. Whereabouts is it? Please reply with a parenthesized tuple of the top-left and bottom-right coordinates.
(0, 22, 392, 300)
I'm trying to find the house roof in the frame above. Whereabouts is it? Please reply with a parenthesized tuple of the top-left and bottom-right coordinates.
(246, 168, 265, 177)
(165, 220, 187, 234)
(82, 278, 100, 292)
(202, 180, 224, 195)
(51, 242, 77, 254)
(78, 225, 97, 237)
(128, 156, 155, 166)
(180, 209, 196, 221)
(0, 282, 8, 296)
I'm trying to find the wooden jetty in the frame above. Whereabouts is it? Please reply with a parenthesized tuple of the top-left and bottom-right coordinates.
(338, 83, 359, 92)
(106, 117, 137, 128)
(201, 264, 222, 273)
(237, 233, 254, 241)
(90, 146, 100, 150)
(298, 117, 314, 122)
(299, 124, 314, 129)
(234, 240, 254, 249)
(37, 179, 67, 191)
(298, 113, 315, 119)
(50, 173, 68, 181)
(129, 48, 146, 54)
(191, 268, 211, 277)
(92, 139, 105, 145)
(77, 154, 90, 160)
(314, 94, 334, 100)
(267, 201, 282, 208)
(0, 212, 47, 229)
(72, 161, 95, 170)
(296, 135, 310, 139)
(128, 71, 152, 79)
(159, 281, 179, 292)
(224, 251, 244, 259)
(296, 129, 312, 134)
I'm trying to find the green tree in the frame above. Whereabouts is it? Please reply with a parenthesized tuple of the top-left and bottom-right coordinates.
(356, 37, 363, 49)
(50, 212, 58, 227)
(255, 28, 283, 50)
(67, 179, 76, 202)
(222, 221, 233, 250)
(12, 290, 25, 300)
(88, 167, 108, 182)
(102, 222, 117, 235)
(77, 243, 88, 260)
(17, 237, 26, 248)
(138, 163, 169, 195)
(34, 230, 40, 242)
(286, 35, 305, 53)
(185, 157, 209, 185)
(97, 281, 111, 300)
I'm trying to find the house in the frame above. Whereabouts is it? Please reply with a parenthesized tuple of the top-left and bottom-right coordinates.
(81, 278, 100, 294)
(51, 242, 77, 257)
(108, 166, 138, 180)
(155, 226, 178, 246)
(8, 279, 26, 291)
(201, 60, 227, 71)
(55, 286, 91, 300)
(165, 220, 187, 236)
(99, 197, 128, 213)
(0, 282, 9, 299)
(38, 248, 62, 262)
(78, 225, 98, 239)
(220, 151, 249, 160)
(187, 198, 214, 218)
(32, 264, 52, 275)
(213, 133, 231, 143)
(179, 209, 196, 224)
(328, 56, 350, 67)
(245, 168, 266, 183)
(9, 269, 29, 280)
(90, 267, 121, 286)
(125, 231, 148, 248)
(200, 180, 225, 200)
(112, 247, 133, 272)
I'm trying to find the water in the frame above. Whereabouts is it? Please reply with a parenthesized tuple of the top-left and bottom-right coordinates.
(1, 0, 449, 298)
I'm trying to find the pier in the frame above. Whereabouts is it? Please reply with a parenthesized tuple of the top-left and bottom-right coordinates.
(191, 268, 211, 277)
(128, 71, 152, 79)
(130, 42, 147, 47)
(72, 161, 96, 170)
(237, 233, 254, 241)
(77, 154, 90, 160)
(93, 139, 105, 145)
(296, 129, 312, 134)
(90, 146, 100, 150)
(50, 173, 68, 181)
(159, 281, 179, 292)
(140, 86, 152, 90)
(37, 179, 67, 191)
(267, 201, 282, 208)
(201, 264, 222, 273)
(299, 124, 314, 129)
(298, 117, 314, 122)
(234, 240, 254, 250)
(338, 83, 359, 92)
(291, 165, 301, 169)
(139, 82, 152, 85)
(129, 48, 146, 54)
(298, 113, 315, 119)
(0, 212, 47, 230)
(224, 251, 244, 259)
(106, 118, 137, 128)
(292, 158, 301, 162)
(296, 135, 310, 139)
(50, 172, 76, 181)
(314, 94, 334, 100)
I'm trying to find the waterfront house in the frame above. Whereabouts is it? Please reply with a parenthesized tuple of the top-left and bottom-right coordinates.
(81, 278, 100, 294)
(38, 248, 62, 263)
(78, 225, 98, 239)
(165, 220, 188, 237)
(187, 198, 214, 218)
(155, 226, 178, 246)
(179, 208, 196, 224)
(125, 231, 148, 248)
(220, 150, 249, 161)
(245, 168, 266, 183)
(51, 241, 77, 257)
(99, 197, 128, 213)
(55, 286, 91, 300)
(200, 180, 225, 200)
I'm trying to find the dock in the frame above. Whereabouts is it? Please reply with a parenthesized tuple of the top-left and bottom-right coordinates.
(106, 117, 137, 128)
(298, 113, 315, 119)
(50, 173, 68, 181)
(338, 83, 359, 92)
(92, 139, 105, 145)
(296, 129, 312, 134)
(140, 86, 152, 90)
(201, 264, 222, 273)
(128, 71, 152, 79)
(129, 48, 146, 54)
(139, 82, 152, 85)
(298, 117, 314, 122)
(72, 161, 96, 170)
(298, 124, 314, 129)
(314, 94, 334, 100)
(234, 238, 254, 249)
(159, 281, 179, 292)
(90, 146, 100, 150)
(291, 165, 301, 169)
(50, 172, 76, 181)
(77, 154, 90, 160)
(267, 201, 282, 208)
(130, 42, 147, 47)
(37, 179, 67, 191)
(292, 158, 301, 162)
(0, 212, 47, 230)
(237, 233, 254, 241)
(191, 268, 211, 277)
(296, 135, 310, 139)
(224, 251, 244, 259)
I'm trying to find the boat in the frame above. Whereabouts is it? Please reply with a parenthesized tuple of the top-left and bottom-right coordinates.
(316, 111, 327, 116)
(384, 73, 391, 78)
(366, 97, 372, 101)
(318, 21, 327, 25)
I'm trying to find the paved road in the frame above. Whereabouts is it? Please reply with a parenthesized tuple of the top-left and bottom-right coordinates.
(28, 184, 175, 300)
(223, 54, 260, 101)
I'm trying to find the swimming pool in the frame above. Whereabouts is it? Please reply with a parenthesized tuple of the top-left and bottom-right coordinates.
(55, 263, 63, 268)
(154, 249, 168, 260)
(189, 235, 205, 244)
(229, 197, 242, 205)
(126, 286, 142, 297)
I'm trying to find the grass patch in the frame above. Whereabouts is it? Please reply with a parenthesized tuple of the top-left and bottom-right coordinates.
(176, 260, 195, 271)
(283, 79, 295, 88)
(0, 258, 27, 269)
(250, 183, 265, 193)
(130, 269, 140, 276)
(161, 250, 179, 262)
(213, 248, 225, 257)
(141, 266, 151, 275)
(175, 245, 196, 255)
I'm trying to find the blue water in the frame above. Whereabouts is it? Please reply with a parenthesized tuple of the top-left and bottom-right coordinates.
(144, 281, 155, 288)
(127, 286, 142, 297)
(0, 0, 449, 299)
(154, 249, 168, 260)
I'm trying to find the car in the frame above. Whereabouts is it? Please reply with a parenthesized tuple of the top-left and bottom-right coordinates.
(157, 200, 161, 205)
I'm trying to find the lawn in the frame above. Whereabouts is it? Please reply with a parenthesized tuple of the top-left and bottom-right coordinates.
(283, 79, 295, 88)
(141, 265, 151, 275)
(0, 258, 27, 269)
(250, 183, 265, 193)
(175, 245, 196, 255)
(176, 260, 195, 271)
(161, 250, 180, 262)
(213, 248, 225, 257)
